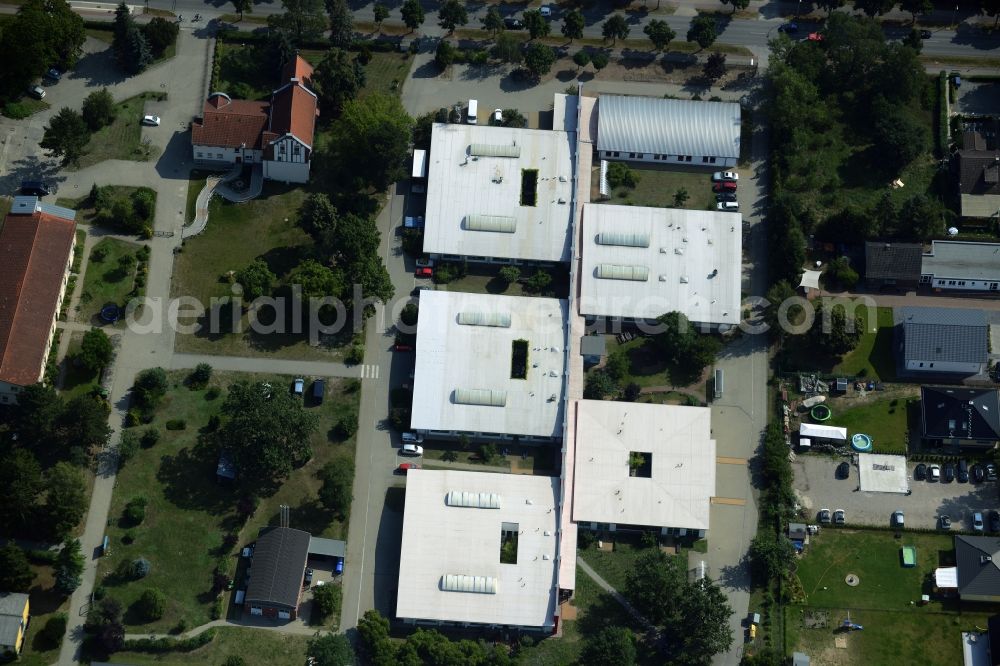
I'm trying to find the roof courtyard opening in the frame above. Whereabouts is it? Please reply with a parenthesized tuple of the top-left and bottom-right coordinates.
(500, 522, 519, 564)
(520, 169, 538, 207)
(511, 339, 528, 379)
(629, 451, 652, 478)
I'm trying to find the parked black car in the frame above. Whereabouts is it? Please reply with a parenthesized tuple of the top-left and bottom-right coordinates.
(990, 510, 1000, 533)
(958, 460, 970, 483)
(944, 463, 956, 482)
(914, 463, 927, 480)
(20, 180, 50, 196)
(503, 17, 523, 29)
(919, 29, 932, 38)
(973, 464, 986, 483)
(837, 462, 850, 479)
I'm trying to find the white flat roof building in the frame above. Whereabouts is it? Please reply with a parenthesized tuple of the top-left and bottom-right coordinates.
(579, 204, 742, 326)
(411, 291, 568, 439)
(423, 123, 574, 264)
(571, 400, 716, 533)
(396, 469, 560, 629)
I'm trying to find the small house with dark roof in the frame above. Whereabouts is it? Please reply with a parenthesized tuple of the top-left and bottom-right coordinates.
(0, 197, 77, 405)
(921, 386, 1000, 449)
(956, 128, 1000, 219)
(955, 535, 1000, 603)
(864, 242, 922, 290)
(900, 307, 988, 376)
(192, 55, 318, 184)
(244, 526, 310, 620)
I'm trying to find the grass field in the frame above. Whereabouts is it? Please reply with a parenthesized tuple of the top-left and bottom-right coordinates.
(113, 627, 312, 665)
(60, 330, 102, 399)
(99, 370, 359, 631)
(16, 564, 70, 666)
(77, 237, 142, 324)
(833, 306, 896, 381)
(598, 163, 717, 211)
(827, 396, 912, 453)
(74, 92, 165, 170)
(787, 529, 996, 665)
(184, 171, 209, 225)
(171, 184, 353, 360)
(215, 45, 412, 101)
(579, 538, 651, 591)
(1, 96, 50, 119)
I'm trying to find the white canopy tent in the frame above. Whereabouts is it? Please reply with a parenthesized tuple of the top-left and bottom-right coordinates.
(799, 423, 847, 441)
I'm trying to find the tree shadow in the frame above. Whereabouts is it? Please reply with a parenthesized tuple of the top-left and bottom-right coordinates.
(156, 445, 238, 515)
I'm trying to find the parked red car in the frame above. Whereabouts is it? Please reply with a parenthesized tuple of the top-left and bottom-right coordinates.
(396, 463, 419, 474)
(712, 182, 737, 193)
(415, 267, 433, 278)
(807, 32, 824, 41)
(394, 343, 414, 352)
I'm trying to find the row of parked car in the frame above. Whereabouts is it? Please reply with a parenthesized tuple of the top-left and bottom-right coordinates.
(711, 171, 739, 211)
(915, 461, 998, 484)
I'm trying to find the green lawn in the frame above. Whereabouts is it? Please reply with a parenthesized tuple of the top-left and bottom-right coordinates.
(833, 306, 896, 381)
(100, 371, 359, 631)
(436, 265, 570, 299)
(60, 330, 102, 399)
(1, 96, 50, 119)
(171, 184, 354, 360)
(74, 92, 166, 170)
(57, 185, 148, 227)
(598, 163, 717, 212)
(184, 171, 209, 225)
(77, 237, 142, 324)
(113, 627, 311, 665)
(17, 563, 70, 666)
(578, 538, 652, 591)
(787, 528, 995, 665)
(216, 45, 412, 101)
(826, 396, 912, 454)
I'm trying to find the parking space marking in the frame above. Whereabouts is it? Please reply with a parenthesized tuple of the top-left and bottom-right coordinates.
(711, 497, 746, 506)
(717, 456, 747, 465)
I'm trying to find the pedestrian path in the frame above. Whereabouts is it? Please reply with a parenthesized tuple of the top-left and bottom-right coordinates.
(170, 352, 361, 378)
(575, 555, 654, 630)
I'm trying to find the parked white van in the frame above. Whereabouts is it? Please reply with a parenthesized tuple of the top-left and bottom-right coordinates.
(467, 99, 478, 124)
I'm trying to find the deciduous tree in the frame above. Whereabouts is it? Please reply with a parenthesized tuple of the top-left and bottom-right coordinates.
(562, 9, 585, 42)
(437, 0, 468, 33)
(644, 19, 675, 50)
(232, 0, 252, 20)
(81, 88, 115, 131)
(0, 543, 34, 593)
(703, 51, 727, 81)
(400, 0, 425, 33)
(0, 449, 42, 533)
(78, 328, 113, 374)
(721, 0, 750, 13)
(269, 0, 328, 44)
(327, 0, 354, 48)
(602, 14, 629, 44)
(523, 9, 550, 39)
(524, 42, 556, 79)
(142, 16, 178, 58)
(309, 633, 355, 666)
(687, 15, 717, 49)
(482, 6, 503, 35)
(330, 93, 414, 190)
(41, 107, 89, 166)
(235, 259, 276, 301)
(46, 463, 88, 540)
(373, 2, 389, 31)
(581, 626, 636, 666)
(216, 381, 319, 487)
(493, 32, 523, 63)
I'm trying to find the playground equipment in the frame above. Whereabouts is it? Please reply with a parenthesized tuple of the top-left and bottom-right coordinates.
(811, 404, 832, 421)
(100, 304, 120, 323)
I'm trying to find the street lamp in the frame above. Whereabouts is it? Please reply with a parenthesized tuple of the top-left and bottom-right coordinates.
(797, 0, 802, 18)
(953, 4, 959, 27)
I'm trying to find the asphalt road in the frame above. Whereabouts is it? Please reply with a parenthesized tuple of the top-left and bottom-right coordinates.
(150, 0, 1000, 64)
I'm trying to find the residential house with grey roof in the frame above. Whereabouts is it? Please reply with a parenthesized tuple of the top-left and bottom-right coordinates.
(595, 96, 740, 168)
(864, 242, 922, 290)
(900, 307, 988, 376)
(921, 240, 1000, 293)
(955, 535, 1000, 602)
(921, 386, 1000, 449)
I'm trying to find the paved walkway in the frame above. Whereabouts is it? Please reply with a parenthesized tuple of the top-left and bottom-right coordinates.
(123, 615, 322, 641)
(575, 555, 653, 630)
(169, 352, 360, 377)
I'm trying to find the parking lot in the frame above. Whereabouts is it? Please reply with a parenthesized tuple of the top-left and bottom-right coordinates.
(792, 454, 1000, 531)
(956, 80, 1000, 117)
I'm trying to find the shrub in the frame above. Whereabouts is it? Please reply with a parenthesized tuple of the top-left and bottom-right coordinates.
(131, 558, 151, 579)
(346, 344, 364, 365)
(138, 588, 166, 621)
(125, 409, 141, 428)
(312, 582, 341, 620)
(118, 431, 139, 465)
(479, 442, 498, 464)
(122, 530, 136, 545)
(172, 618, 188, 634)
(39, 613, 68, 647)
(123, 629, 215, 653)
(577, 529, 596, 550)
(188, 362, 212, 388)
(124, 497, 147, 526)
(205, 386, 221, 400)
(442, 449, 458, 462)
(2, 102, 33, 119)
(93, 584, 106, 600)
(607, 162, 639, 189)
(334, 415, 359, 440)
(165, 419, 186, 431)
(140, 428, 159, 448)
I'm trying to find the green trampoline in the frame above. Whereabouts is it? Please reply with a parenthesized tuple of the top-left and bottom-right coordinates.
(811, 404, 832, 421)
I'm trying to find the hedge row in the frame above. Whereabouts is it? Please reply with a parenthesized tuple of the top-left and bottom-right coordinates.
(824, 521, 983, 537)
(215, 28, 398, 53)
(936, 71, 949, 158)
(123, 629, 215, 653)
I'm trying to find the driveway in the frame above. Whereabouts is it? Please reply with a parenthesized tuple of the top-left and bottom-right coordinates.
(956, 80, 1000, 117)
(793, 454, 1000, 531)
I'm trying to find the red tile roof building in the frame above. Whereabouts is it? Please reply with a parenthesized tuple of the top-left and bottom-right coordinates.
(0, 200, 77, 403)
(192, 55, 319, 184)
